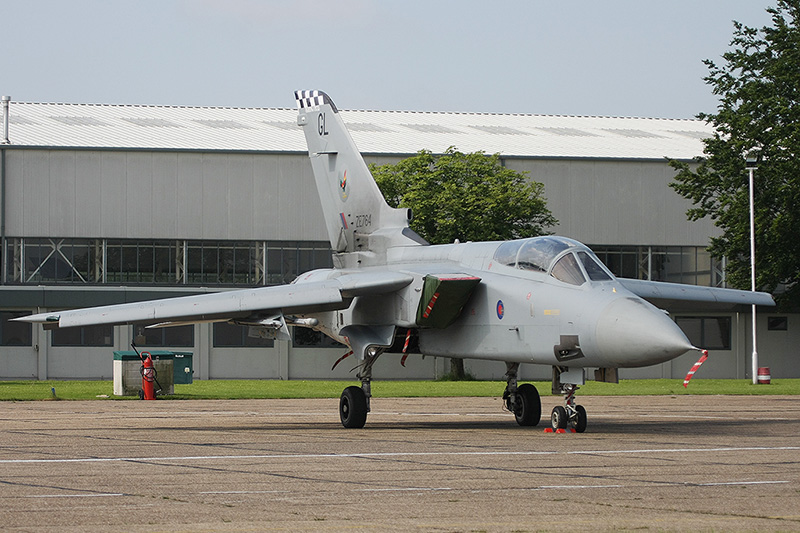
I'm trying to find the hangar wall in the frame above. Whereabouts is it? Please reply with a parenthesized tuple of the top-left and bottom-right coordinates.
(4, 149, 325, 241)
(0, 145, 794, 383)
(505, 158, 718, 246)
(2, 149, 715, 250)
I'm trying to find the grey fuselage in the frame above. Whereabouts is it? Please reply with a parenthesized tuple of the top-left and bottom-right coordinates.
(296, 238, 694, 370)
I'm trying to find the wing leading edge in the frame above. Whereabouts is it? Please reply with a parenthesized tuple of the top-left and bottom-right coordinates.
(15, 270, 414, 330)
(619, 278, 775, 310)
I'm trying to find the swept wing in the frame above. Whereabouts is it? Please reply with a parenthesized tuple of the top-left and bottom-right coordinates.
(16, 270, 413, 330)
(618, 278, 775, 310)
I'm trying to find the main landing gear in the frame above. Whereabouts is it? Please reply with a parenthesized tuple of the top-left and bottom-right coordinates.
(338, 348, 381, 428)
(550, 366, 587, 433)
(503, 362, 541, 426)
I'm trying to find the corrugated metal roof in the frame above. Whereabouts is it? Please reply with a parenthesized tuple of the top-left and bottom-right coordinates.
(2, 101, 712, 160)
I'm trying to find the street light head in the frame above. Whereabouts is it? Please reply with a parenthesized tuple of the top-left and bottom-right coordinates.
(745, 156, 758, 170)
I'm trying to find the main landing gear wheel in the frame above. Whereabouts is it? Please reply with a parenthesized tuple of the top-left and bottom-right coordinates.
(514, 383, 541, 426)
(339, 386, 368, 428)
(503, 362, 541, 427)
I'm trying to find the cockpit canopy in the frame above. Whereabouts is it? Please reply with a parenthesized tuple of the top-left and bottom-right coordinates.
(493, 236, 613, 286)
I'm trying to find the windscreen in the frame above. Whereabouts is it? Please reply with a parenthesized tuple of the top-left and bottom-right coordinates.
(578, 251, 612, 281)
(550, 253, 586, 285)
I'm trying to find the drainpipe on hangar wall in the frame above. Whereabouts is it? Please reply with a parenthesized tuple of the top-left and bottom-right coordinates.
(1, 95, 10, 284)
(1, 95, 9, 284)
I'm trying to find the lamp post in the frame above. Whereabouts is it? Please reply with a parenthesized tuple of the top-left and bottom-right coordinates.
(745, 157, 758, 384)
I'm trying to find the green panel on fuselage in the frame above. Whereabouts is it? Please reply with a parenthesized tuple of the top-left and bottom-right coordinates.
(415, 274, 481, 329)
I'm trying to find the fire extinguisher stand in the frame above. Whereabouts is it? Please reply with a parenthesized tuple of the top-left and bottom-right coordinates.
(132, 343, 159, 400)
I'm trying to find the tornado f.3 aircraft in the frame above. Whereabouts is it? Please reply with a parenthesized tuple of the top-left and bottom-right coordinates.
(18, 91, 775, 431)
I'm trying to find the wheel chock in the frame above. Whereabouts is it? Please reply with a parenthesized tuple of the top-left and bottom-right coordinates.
(544, 427, 554, 433)
(544, 427, 578, 434)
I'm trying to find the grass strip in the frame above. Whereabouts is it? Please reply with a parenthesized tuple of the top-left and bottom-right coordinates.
(1, 378, 798, 401)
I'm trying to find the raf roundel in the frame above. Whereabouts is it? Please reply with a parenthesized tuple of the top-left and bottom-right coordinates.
(496, 300, 505, 320)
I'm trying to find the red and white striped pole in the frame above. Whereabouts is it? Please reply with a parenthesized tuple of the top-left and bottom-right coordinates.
(400, 329, 412, 367)
(683, 350, 709, 388)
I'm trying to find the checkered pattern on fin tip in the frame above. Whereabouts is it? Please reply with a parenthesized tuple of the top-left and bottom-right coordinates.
(295, 90, 329, 109)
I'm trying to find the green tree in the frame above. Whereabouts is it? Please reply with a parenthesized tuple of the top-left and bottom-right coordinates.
(370, 147, 556, 245)
(371, 147, 557, 379)
(670, 1, 800, 308)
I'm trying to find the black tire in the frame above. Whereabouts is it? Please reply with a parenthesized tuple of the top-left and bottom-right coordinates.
(339, 386, 368, 428)
(514, 383, 541, 426)
(574, 404, 587, 433)
(551, 405, 568, 430)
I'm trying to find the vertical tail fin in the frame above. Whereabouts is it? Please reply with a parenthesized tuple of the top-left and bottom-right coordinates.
(295, 90, 420, 253)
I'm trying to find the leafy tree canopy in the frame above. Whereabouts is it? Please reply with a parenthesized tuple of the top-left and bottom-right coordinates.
(370, 147, 557, 245)
(670, 1, 800, 308)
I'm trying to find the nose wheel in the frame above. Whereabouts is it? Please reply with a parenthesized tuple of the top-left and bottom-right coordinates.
(550, 402, 587, 432)
(550, 377, 588, 433)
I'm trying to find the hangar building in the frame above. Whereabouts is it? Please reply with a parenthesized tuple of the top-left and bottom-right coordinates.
(0, 97, 794, 382)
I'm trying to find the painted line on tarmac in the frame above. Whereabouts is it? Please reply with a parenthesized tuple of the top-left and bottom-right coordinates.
(639, 414, 791, 421)
(196, 480, 792, 496)
(200, 490, 289, 495)
(26, 493, 124, 498)
(539, 484, 623, 489)
(568, 446, 800, 455)
(696, 480, 790, 487)
(356, 487, 454, 492)
(0, 451, 552, 464)
(2, 445, 799, 465)
(21, 481, 791, 500)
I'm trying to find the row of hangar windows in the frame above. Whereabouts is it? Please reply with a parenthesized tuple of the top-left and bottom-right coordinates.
(2, 238, 334, 286)
(2, 237, 725, 288)
(591, 245, 727, 287)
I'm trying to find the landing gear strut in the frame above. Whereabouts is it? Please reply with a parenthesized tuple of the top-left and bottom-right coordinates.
(339, 348, 381, 428)
(550, 366, 587, 433)
(503, 362, 541, 426)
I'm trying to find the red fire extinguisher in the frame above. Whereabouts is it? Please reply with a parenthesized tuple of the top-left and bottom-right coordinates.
(132, 343, 160, 400)
(140, 351, 156, 400)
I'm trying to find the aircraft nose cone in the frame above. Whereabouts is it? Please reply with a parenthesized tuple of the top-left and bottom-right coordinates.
(595, 297, 693, 367)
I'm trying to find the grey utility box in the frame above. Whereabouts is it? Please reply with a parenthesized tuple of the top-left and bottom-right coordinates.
(112, 351, 180, 396)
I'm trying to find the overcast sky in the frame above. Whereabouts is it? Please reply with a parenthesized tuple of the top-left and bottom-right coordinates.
(4, 0, 774, 118)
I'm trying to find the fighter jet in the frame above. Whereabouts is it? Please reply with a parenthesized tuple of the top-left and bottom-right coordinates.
(17, 91, 775, 431)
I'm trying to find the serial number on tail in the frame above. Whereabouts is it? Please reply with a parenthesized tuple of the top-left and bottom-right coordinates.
(354, 214, 372, 228)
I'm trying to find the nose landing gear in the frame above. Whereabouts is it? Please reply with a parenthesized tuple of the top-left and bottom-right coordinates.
(550, 384, 587, 432)
(550, 367, 588, 433)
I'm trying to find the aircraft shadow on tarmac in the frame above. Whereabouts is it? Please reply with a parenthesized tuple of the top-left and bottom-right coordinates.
(136, 415, 773, 437)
